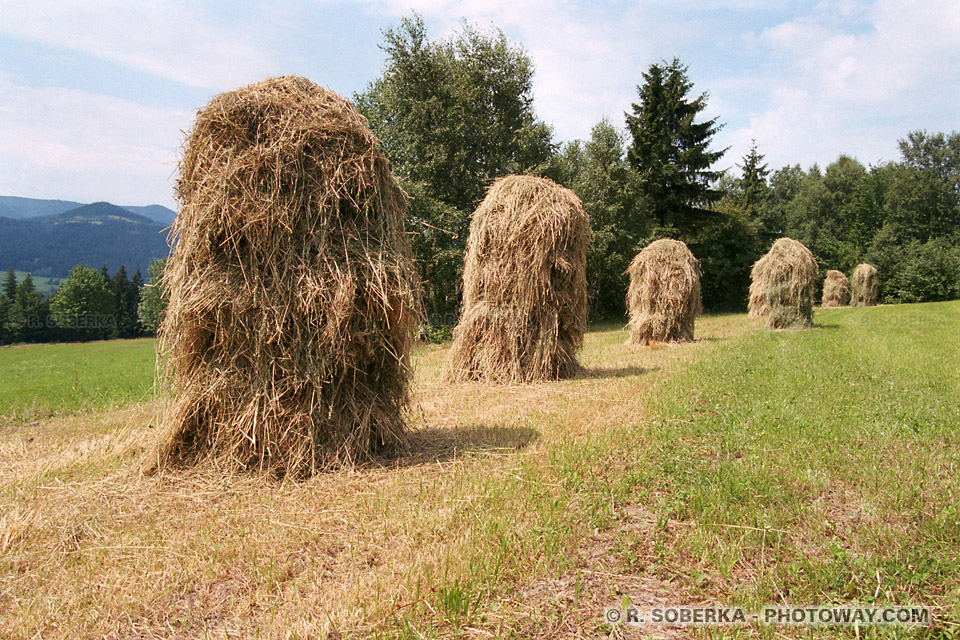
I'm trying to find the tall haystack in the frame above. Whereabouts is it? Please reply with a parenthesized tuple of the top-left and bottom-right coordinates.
(850, 263, 879, 306)
(821, 269, 850, 307)
(157, 76, 421, 477)
(625, 238, 702, 344)
(447, 175, 589, 383)
(748, 237, 818, 329)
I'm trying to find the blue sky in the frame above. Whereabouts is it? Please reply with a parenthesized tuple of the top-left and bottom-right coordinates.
(1, 0, 958, 209)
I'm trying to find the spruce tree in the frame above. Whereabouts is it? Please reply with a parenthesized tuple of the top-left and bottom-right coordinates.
(625, 58, 726, 229)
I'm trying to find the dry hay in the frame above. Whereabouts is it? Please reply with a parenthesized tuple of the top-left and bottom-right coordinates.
(748, 237, 818, 329)
(156, 76, 421, 477)
(850, 263, 879, 306)
(821, 269, 850, 307)
(625, 238, 702, 345)
(446, 175, 590, 383)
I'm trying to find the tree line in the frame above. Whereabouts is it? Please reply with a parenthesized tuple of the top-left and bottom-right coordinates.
(355, 15, 960, 322)
(0, 259, 167, 345)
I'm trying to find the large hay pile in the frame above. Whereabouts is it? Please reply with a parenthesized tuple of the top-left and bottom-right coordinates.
(625, 238, 702, 344)
(748, 237, 818, 328)
(821, 269, 850, 307)
(447, 175, 589, 383)
(157, 76, 421, 477)
(850, 263, 879, 306)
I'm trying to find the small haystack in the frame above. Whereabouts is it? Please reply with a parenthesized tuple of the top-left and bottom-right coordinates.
(157, 76, 421, 477)
(821, 269, 850, 308)
(748, 237, 818, 329)
(447, 175, 590, 383)
(625, 239, 702, 344)
(850, 263, 879, 306)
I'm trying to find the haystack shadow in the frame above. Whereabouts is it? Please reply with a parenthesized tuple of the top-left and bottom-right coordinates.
(579, 365, 659, 380)
(379, 423, 539, 468)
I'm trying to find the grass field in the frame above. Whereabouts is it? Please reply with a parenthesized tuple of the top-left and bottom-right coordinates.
(0, 338, 157, 423)
(0, 302, 957, 639)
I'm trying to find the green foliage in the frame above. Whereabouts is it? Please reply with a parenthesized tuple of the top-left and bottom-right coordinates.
(885, 131, 960, 242)
(356, 15, 555, 318)
(625, 57, 726, 229)
(50, 265, 116, 341)
(871, 234, 960, 303)
(735, 139, 770, 215)
(110, 265, 141, 339)
(687, 202, 763, 311)
(2, 267, 16, 300)
(4, 273, 48, 344)
(137, 257, 168, 336)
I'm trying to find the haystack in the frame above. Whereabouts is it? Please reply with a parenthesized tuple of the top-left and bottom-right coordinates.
(625, 239, 702, 344)
(446, 175, 589, 383)
(821, 269, 849, 307)
(157, 76, 421, 477)
(850, 263, 879, 306)
(748, 237, 818, 328)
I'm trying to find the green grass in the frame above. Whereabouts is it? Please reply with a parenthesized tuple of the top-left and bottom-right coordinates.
(608, 301, 960, 636)
(0, 338, 158, 422)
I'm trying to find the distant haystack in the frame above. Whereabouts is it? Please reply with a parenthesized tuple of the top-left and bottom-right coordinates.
(447, 175, 590, 383)
(157, 76, 421, 477)
(748, 237, 818, 329)
(625, 239, 702, 344)
(821, 270, 850, 308)
(850, 263, 879, 307)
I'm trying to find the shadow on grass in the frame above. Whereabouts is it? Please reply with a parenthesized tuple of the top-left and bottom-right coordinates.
(578, 365, 659, 379)
(383, 423, 539, 467)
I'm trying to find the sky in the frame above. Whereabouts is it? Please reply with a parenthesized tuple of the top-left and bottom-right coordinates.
(1, 0, 958, 210)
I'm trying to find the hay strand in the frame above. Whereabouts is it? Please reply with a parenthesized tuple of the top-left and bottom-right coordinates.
(446, 175, 590, 383)
(748, 237, 818, 329)
(850, 263, 879, 306)
(625, 238, 702, 344)
(821, 269, 849, 307)
(157, 76, 421, 477)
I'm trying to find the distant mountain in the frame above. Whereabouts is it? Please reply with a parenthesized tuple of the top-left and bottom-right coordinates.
(0, 202, 170, 278)
(39, 201, 158, 225)
(0, 196, 85, 219)
(0, 195, 176, 225)
(122, 204, 177, 226)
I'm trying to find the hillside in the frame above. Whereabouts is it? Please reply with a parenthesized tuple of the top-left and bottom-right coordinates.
(0, 201, 170, 277)
(0, 195, 176, 225)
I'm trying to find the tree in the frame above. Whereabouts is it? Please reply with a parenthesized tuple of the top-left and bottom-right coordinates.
(355, 14, 555, 319)
(137, 258, 168, 336)
(736, 140, 770, 214)
(884, 130, 960, 242)
(110, 265, 141, 339)
(50, 265, 116, 342)
(625, 58, 726, 229)
(5, 274, 45, 343)
(2, 268, 16, 300)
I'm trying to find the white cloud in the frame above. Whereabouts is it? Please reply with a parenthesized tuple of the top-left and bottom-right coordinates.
(724, 0, 960, 170)
(0, 74, 191, 206)
(0, 0, 274, 90)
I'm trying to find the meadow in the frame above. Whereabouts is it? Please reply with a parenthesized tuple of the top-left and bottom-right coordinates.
(0, 302, 957, 639)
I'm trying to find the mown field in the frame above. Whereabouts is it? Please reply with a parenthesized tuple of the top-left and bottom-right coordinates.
(1, 302, 957, 639)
